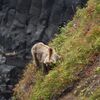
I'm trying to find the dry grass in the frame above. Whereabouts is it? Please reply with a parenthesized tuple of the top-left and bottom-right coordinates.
(14, 62, 36, 100)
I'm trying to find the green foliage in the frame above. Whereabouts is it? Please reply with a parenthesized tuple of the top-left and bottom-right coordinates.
(95, 4, 100, 14)
(95, 0, 100, 14)
(95, 66, 100, 74)
(89, 88, 100, 100)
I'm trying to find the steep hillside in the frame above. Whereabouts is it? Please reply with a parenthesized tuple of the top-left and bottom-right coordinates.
(14, 0, 100, 100)
(0, 1, 87, 98)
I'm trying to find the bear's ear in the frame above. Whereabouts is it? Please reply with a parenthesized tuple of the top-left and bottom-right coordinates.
(48, 48, 53, 60)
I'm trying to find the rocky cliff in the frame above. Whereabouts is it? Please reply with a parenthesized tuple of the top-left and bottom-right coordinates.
(0, 0, 86, 53)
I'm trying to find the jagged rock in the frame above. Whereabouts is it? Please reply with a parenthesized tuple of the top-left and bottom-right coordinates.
(0, 0, 87, 52)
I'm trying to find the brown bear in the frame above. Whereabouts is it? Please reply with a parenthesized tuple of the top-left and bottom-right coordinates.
(31, 42, 60, 73)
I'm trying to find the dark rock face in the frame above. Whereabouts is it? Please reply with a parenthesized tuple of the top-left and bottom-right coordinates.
(0, 46, 26, 99)
(0, 0, 87, 99)
(0, 0, 86, 53)
(0, 64, 15, 99)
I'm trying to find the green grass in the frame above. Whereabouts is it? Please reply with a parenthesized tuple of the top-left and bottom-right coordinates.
(30, 0, 100, 99)
(89, 88, 100, 100)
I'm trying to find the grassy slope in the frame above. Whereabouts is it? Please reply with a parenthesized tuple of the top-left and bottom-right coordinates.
(14, 0, 100, 99)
